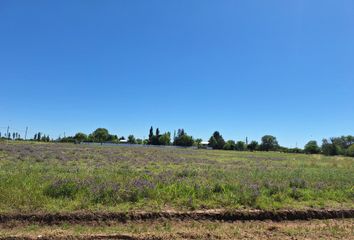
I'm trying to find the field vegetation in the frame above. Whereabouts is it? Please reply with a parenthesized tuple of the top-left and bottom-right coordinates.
(0, 141, 353, 213)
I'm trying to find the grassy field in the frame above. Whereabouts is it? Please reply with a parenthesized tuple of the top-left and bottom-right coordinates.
(0, 141, 353, 213)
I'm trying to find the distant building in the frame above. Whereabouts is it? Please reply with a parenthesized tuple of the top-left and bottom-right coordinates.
(119, 139, 128, 144)
(200, 141, 212, 149)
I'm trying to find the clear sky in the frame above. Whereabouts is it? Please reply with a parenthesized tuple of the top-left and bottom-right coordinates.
(1, 0, 353, 147)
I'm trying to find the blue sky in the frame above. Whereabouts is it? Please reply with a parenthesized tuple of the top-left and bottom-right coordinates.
(1, 0, 353, 147)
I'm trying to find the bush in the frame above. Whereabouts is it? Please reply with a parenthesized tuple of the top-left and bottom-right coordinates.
(289, 178, 306, 189)
(44, 179, 79, 199)
(91, 182, 121, 205)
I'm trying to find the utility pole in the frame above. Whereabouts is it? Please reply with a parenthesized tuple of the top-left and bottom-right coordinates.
(25, 126, 28, 140)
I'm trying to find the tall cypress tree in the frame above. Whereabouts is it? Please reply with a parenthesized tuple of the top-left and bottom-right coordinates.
(148, 126, 154, 144)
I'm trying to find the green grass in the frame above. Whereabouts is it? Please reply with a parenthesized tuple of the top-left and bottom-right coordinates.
(0, 141, 353, 213)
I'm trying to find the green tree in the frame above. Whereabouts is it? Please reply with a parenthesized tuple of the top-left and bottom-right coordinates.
(107, 134, 118, 142)
(136, 138, 143, 144)
(321, 139, 339, 156)
(247, 140, 258, 151)
(235, 141, 246, 151)
(91, 128, 109, 144)
(223, 140, 236, 150)
(159, 132, 171, 145)
(74, 132, 88, 143)
(37, 132, 41, 141)
(148, 126, 154, 144)
(127, 135, 136, 144)
(173, 129, 194, 146)
(304, 140, 320, 154)
(41, 134, 47, 142)
(208, 131, 225, 149)
(150, 135, 160, 145)
(195, 138, 203, 148)
(259, 135, 279, 151)
(208, 136, 217, 149)
(329, 135, 354, 155)
(347, 144, 354, 157)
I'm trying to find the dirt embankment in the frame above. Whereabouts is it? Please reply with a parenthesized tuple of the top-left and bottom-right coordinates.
(0, 209, 353, 225)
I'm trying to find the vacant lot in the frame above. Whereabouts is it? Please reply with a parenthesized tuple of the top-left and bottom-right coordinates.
(0, 142, 353, 213)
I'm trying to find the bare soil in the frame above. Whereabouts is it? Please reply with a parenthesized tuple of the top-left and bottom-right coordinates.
(0, 209, 353, 226)
(0, 209, 353, 239)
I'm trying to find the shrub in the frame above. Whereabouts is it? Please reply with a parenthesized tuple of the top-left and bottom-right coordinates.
(90, 182, 121, 205)
(239, 184, 260, 207)
(44, 179, 79, 199)
(289, 178, 306, 189)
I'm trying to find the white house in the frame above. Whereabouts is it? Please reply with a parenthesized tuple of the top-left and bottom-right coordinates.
(200, 141, 211, 149)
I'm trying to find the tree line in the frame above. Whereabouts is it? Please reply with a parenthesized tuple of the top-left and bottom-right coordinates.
(0, 132, 22, 140)
(1, 127, 353, 157)
(57, 127, 354, 157)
